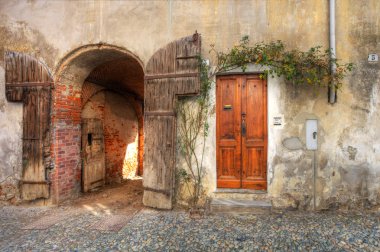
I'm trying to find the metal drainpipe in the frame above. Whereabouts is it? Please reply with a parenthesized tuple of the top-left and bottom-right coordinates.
(328, 0, 337, 104)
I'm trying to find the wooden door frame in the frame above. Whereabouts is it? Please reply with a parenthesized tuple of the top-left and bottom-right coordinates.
(215, 73, 268, 191)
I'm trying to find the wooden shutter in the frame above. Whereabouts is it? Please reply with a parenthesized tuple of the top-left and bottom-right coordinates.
(5, 51, 53, 200)
(143, 33, 201, 209)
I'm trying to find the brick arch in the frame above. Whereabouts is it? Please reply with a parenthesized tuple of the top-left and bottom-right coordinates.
(81, 81, 107, 107)
(51, 44, 144, 203)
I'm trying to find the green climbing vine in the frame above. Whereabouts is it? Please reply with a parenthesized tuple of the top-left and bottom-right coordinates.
(212, 36, 353, 89)
(176, 36, 353, 210)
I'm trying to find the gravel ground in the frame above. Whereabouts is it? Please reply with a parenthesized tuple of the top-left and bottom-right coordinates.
(0, 205, 379, 252)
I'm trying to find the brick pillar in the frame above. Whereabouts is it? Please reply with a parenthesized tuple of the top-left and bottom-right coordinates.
(50, 78, 82, 203)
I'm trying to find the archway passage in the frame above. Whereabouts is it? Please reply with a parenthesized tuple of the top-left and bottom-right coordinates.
(51, 45, 144, 203)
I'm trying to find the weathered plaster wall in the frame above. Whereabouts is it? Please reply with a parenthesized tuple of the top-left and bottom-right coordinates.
(0, 0, 378, 208)
(0, 67, 22, 204)
(82, 89, 139, 184)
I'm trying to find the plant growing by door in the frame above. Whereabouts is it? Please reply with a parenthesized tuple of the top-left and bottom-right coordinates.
(176, 57, 211, 210)
(176, 36, 353, 210)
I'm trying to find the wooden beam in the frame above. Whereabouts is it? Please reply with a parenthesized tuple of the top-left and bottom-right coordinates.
(145, 72, 198, 80)
(6, 82, 53, 87)
(144, 111, 176, 117)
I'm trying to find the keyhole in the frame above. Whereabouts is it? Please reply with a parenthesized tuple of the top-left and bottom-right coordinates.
(313, 132, 317, 139)
(88, 133, 93, 146)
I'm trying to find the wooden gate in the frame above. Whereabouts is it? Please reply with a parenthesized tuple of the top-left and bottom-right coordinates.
(81, 119, 105, 192)
(143, 33, 201, 209)
(5, 51, 53, 200)
(216, 75, 267, 190)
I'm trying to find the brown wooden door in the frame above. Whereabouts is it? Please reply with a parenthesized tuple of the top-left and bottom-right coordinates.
(143, 33, 201, 209)
(82, 119, 105, 192)
(216, 75, 267, 190)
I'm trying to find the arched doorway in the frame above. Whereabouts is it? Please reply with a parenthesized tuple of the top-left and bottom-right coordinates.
(51, 44, 144, 203)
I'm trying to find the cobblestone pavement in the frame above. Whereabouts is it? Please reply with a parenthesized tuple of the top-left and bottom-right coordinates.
(0, 205, 379, 252)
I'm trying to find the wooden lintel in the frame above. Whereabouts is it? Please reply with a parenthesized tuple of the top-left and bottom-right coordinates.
(6, 82, 53, 87)
(143, 186, 171, 197)
(144, 111, 176, 117)
(145, 72, 198, 80)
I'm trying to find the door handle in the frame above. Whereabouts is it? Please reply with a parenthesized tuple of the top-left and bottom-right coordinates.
(241, 118, 246, 137)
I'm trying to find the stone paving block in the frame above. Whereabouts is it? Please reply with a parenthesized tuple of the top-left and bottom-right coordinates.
(22, 212, 71, 230)
(91, 211, 139, 232)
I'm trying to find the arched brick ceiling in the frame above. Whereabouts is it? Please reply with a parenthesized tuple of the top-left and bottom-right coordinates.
(85, 58, 144, 99)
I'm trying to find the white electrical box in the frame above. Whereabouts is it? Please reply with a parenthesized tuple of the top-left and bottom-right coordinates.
(306, 119, 318, 150)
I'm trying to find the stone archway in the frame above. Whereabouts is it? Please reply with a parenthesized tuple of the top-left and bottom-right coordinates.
(51, 44, 144, 203)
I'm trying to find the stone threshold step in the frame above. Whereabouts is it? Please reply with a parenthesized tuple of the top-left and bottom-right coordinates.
(210, 199, 272, 213)
(214, 189, 267, 194)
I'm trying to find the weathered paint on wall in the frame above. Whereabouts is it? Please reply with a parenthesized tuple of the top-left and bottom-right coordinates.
(0, 0, 378, 209)
(0, 67, 23, 204)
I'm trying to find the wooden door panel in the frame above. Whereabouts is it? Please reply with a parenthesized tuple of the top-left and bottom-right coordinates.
(242, 77, 267, 190)
(216, 77, 241, 188)
(82, 119, 105, 192)
(217, 148, 240, 188)
(219, 79, 238, 139)
(242, 147, 267, 190)
(245, 78, 265, 141)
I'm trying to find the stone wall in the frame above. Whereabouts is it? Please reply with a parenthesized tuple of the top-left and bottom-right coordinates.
(0, 0, 378, 208)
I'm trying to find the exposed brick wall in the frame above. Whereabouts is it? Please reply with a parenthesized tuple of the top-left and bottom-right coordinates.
(50, 77, 82, 203)
(82, 81, 106, 106)
(52, 125, 81, 199)
(82, 89, 139, 184)
(51, 77, 142, 203)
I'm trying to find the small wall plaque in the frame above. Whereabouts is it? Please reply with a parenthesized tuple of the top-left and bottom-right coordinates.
(273, 116, 282, 126)
(368, 54, 378, 62)
(272, 115, 284, 129)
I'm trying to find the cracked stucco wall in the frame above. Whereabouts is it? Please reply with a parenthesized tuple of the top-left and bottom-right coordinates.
(0, 0, 379, 209)
(0, 67, 22, 203)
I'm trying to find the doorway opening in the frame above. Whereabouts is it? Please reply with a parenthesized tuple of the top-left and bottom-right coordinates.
(216, 74, 268, 190)
(52, 44, 144, 203)
(81, 60, 144, 192)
